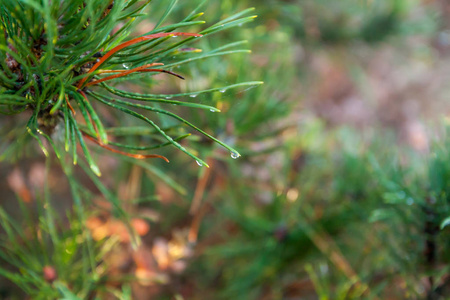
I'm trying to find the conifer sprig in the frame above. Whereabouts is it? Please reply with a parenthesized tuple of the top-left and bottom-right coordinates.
(0, 1, 262, 296)
(0, 0, 261, 173)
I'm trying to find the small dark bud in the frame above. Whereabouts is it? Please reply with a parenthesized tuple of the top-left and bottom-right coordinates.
(273, 225, 289, 242)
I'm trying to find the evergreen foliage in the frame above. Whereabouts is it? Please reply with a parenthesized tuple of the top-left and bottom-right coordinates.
(1, 0, 449, 299)
(0, 0, 261, 297)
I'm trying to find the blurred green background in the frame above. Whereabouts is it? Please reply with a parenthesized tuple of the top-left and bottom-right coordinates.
(3, 0, 450, 299)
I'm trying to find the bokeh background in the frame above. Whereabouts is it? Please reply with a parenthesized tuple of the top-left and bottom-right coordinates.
(2, 0, 450, 299)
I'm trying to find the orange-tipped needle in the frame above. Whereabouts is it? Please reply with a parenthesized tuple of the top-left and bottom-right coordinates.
(77, 32, 202, 89)
(83, 133, 170, 163)
(97, 62, 164, 74)
(85, 64, 184, 87)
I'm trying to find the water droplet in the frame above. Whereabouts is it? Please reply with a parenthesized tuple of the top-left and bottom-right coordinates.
(230, 152, 240, 159)
(407, 198, 414, 205)
(196, 160, 203, 166)
(189, 94, 198, 98)
(219, 89, 227, 93)
(95, 58, 100, 63)
(165, 96, 172, 99)
(210, 109, 216, 112)
(122, 63, 131, 69)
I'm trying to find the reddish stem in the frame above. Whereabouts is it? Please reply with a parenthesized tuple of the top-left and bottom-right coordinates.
(65, 95, 76, 115)
(98, 62, 164, 74)
(85, 66, 184, 87)
(83, 133, 170, 163)
(77, 32, 202, 88)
